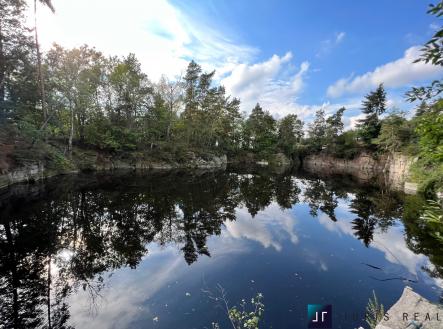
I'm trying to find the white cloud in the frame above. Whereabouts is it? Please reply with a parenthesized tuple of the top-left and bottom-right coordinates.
(343, 113, 366, 130)
(221, 53, 314, 119)
(26, 0, 257, 81)
(336, 32, 346, 43)
(327, 46, 443, 98)
(221, 52, 293, 99)
(26, 0, 330, 121)
(68, 248, 183, 329)
(224, 203, 299, 251)
(316, 31, 346, 57)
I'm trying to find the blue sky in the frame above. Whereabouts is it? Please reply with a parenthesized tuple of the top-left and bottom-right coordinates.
(31, 0, 443, 127)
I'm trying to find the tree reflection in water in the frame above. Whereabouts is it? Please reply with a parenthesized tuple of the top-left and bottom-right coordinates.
(0, 170, 440, 328)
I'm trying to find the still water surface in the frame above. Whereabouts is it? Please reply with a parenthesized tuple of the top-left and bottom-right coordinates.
(0, 170, 441, 329)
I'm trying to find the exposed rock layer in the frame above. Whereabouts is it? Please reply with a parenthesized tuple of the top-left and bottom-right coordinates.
(0, 153, 228, 189)
(303, 153, 416, 193)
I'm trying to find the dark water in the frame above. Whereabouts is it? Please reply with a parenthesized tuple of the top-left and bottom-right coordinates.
(0, 169, 442, 329)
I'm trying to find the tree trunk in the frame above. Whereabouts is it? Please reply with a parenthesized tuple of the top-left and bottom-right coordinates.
(0, 22, 5, 104)
(68, 101, 74, 155)
(166, 124, 171, 140)
(34, 0, 47, 122)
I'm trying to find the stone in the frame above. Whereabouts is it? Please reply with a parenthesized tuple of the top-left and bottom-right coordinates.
(375, 286, 442, 329)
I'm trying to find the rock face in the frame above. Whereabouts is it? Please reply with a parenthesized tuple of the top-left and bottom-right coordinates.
(0, 153, 228, 190)
(376, 286, 442, 329)
(386, 154, 416, 190)
(303, 153, 415, 192)
(0, 162, 48, 189)
(90, 153, 227, 171)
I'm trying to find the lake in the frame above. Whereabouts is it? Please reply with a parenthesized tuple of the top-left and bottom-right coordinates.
(0, 169, 441, 329)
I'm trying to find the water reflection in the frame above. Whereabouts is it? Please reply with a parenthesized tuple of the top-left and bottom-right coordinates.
(0, 170, 441, 328)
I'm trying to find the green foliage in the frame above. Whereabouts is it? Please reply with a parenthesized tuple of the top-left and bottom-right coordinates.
(402, 2, 443, 196)
(415, 100, 443, 161)
(228, 293, 265, 329)
(410, 159, 443, 196)
(180, 61, 243, 151)
(420, 200, 443, 244)
(332, 130, 361, 159)
(277, 114, 303, 156)
(307, 107, 327, 152)
(407, 100, 443, 194)
(244, 104, 277, 156)
(357, 84, 387, 147)
(407, 1, 443, 102)
(374, 111, 415, 154)
(3, 0, 443, 187)
(325, 107, 345, 144)
(305, 107, 361, 158)
(365, 291, 385, 329)
(0, 0, 37, 120)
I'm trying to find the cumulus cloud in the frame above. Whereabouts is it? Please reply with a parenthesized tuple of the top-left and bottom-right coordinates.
(224, 203, 299, 251)
(26, 0, 257, 80)
(221, 52, 293, 99)
(327, 46, 443, 98)
(221, 53, 313, 118)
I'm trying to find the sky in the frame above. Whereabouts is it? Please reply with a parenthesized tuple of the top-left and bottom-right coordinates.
(27, 0, 443, 128)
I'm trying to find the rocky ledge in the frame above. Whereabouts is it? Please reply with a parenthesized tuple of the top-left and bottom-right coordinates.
(303, 153, 416, 193)
(0, 152, 228, 190)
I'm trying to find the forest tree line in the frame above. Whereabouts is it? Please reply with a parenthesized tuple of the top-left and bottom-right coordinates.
(0, 0, 442, 192)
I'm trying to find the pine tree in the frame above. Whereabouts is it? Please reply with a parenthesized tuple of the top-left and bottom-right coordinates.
(357, 84, 387, 146)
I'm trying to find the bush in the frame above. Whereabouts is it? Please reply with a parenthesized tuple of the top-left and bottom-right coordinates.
(410, 158, 443, 197)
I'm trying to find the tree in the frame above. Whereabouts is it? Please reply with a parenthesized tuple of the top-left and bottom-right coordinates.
(182, 61, 202, 142)
(325, 107, 345, 151)
(326, 107, 345, 140)
(212, 91, 243, 152)
(0, 0, 36, 120)
(34, 0, 55, 123)
(277, 114, 303, 156)
(415, 100, 443, 161)
(179, 61, 244, 151)
(144, 93, 170, 146)
(406, 1, 443, 102)
(46, 44, 106, 153)
(244, 103, 277, 155)
(307, 107, 327, 151)
(374, 110, 414, 154)
(357, 84, 387, 146)
(108, 53, 152, 126)
(157, 75, 183, 140)
(181, 61, 215, 147)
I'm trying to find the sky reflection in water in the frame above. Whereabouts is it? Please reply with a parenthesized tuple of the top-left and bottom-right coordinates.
(0, 171, 441, 329)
